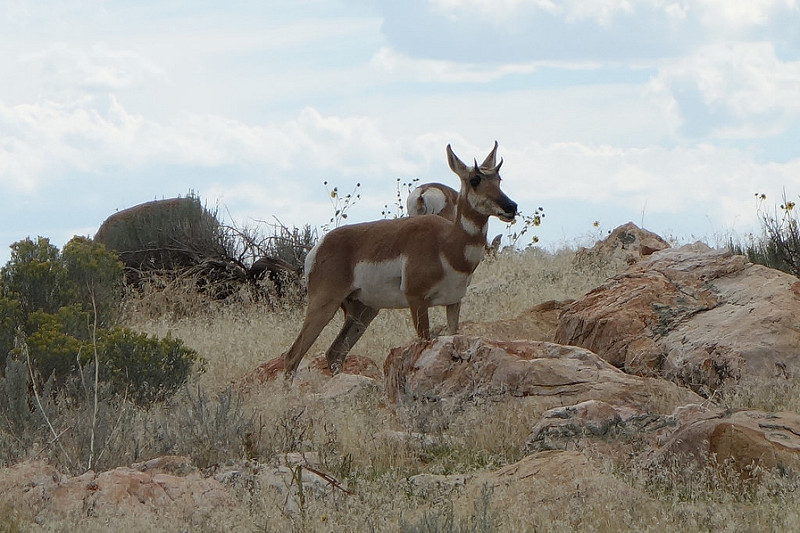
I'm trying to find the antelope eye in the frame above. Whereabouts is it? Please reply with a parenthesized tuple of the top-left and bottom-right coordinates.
(469, 176, 481, 187)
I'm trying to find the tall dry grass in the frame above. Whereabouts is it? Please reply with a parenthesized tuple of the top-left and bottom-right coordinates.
(122, 247, 624, 387)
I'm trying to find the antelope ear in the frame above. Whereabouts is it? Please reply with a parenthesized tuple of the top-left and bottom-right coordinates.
(447, 144, 469, 177)
(480, 140, 499, 169)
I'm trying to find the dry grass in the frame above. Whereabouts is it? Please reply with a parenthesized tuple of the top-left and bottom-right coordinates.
(6, 247, 800, 531)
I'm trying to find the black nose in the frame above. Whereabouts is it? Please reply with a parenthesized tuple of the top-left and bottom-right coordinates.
(505, 199, 518, 215)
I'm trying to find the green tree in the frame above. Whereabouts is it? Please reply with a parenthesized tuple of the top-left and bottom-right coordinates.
(1, 237, 68, 315)
(61, 236, 123, 328)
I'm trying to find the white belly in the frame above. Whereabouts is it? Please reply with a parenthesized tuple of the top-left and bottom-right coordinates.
(351, 255, 471, 309)
(352, 258, 408, 308)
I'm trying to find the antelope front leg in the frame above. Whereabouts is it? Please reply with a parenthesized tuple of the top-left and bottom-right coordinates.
(446, 302, 461, 335)
(407, 297, 431, 340)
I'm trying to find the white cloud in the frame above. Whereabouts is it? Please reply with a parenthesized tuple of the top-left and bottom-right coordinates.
(428, 0, 639, 25)
(427, 0, 798, 29)
(510, 140, 800, 231)
(18, 43, 164, 98)
(0, 94, 431, 191)
(697, 0, 799, 29)
(369, 46, 540, 83)
(650, 41, 800, 138)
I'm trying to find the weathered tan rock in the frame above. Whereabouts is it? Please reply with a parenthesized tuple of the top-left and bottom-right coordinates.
(555, 243, 800, 392)
(459, 299, 572, 342)
(526, 399, 627, 452)
(456, 450, 647, 523)
(0, 456, 233, 524)
(383, 336, 700, 414)
(213, 460, 345, 515)
(315, 373, 381, 401)
(576, 221, 671, 265)
(651, 406, 800, 475)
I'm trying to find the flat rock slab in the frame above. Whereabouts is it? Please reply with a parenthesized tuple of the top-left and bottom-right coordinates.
(0, 456, 232, 524)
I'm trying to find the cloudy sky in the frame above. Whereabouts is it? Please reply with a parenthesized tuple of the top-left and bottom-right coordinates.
(2, 0, 800, 264)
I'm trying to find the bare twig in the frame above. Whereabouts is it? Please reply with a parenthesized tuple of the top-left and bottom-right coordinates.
(19, 331, 74, 468)
(301, 464, 355, 495)
(88, 282, 100, 471)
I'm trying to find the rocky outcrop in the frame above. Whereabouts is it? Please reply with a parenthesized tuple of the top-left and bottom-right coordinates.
(576, 221, 671, 265)
(555, 243, 800, 392)
(456, 450, 647, 524)
(383, 336, 700, 414)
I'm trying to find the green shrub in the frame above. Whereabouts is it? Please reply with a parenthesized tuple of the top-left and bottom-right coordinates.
(0, 296, 20, 365)
(0, 235, 200, 408)
(22, 305, 87, 384)
(0, 237, 68, 315)
(62, 236, 123, 327)
(97, 328, 202, 405)
(735, 193, 800, 278)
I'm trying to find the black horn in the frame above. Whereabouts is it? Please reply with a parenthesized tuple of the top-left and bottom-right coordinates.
(480, 140, 499, 169)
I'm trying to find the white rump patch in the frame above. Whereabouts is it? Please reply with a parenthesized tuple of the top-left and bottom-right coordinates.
(409, 187, 448, 216)
(303, 237, 323, 283)
(421, 188, 448, 215)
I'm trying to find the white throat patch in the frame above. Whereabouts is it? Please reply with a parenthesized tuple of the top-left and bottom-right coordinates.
(460, 217, 485, 237)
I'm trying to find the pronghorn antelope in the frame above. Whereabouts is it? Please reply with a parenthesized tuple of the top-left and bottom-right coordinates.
(406, 182, 459, 221)
(282, 142, 517, 379)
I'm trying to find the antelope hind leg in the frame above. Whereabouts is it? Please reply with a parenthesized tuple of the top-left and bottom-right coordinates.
(325, 300, 379, 374)
(283, 298, 342, 379)
(446, 302, 461, 335)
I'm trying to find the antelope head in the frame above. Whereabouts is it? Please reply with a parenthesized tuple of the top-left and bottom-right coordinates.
(447, 141, 518, 224)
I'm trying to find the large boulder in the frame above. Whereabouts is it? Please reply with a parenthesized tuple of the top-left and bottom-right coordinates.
(94, 196, 224, 271)
(555, 243, 800, 392)
(453, 450, 648, 528)
(383, 336, 700, 414)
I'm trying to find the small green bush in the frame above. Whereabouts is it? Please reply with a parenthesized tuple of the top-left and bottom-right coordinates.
(0, 296, 20, 364)
(734, 193, 800, 278)
(97, 328, 202, 405)
(62, 235, 123, 327)
(1, 235, 201, 408)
